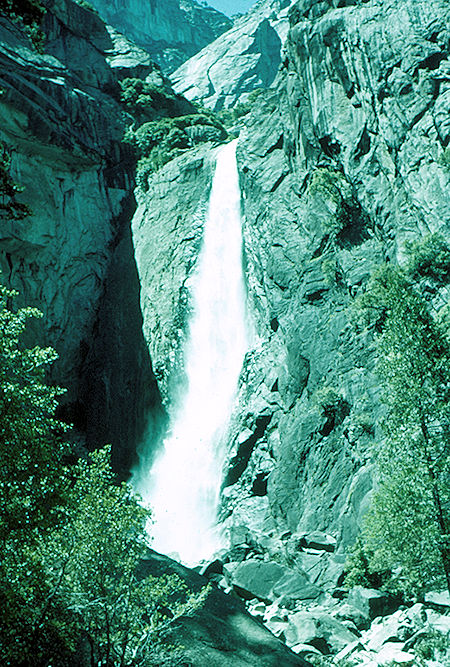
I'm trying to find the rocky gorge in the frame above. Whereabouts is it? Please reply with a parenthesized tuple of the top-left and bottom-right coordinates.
(1, 0, 450, 664)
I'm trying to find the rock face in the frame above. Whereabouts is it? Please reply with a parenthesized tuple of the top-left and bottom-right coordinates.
(225, 0, 450, 586)
(89, 0, 232, 73)
(171, 0, 294, 109)
(135, 0, 450, 599)
(0, 0, 160, 468)
(131, 144, 217, 414)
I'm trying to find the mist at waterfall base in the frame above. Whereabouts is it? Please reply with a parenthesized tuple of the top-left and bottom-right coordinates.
(133, 141, 249, 565)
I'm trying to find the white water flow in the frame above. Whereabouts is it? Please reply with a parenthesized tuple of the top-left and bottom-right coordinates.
(137, 140, 249, 565)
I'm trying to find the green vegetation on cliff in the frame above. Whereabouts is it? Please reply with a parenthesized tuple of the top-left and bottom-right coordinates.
(119, 77, 194, 123)
(1, 0, 45, 49)
(0, 142, 32, 220)
(348, 264, 450, 597)
(116, 77, 229, 187)
(125, 113, 228, 188)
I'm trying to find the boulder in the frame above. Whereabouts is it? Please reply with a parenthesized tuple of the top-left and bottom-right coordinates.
(332, 603, 370, 631)
(298, 531, 337, 552)
(138, 550, 311, 666)
(365, 616, 402, 652)
(425, 609, 450, 635)
(231, 559, 287, 601)
(272, 571, 322, 602)
(424, 590, 450, 609)
(284, 610, 358, 654)
(347, 587, 400, 620)
(365, 643, 415, 666)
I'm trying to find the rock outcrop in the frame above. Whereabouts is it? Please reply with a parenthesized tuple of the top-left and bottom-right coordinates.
(138, 550, 311, 666)
(171, 0, 294, 109)
(89, 0, 232, 73)
(227, 0, 450, 585)
(0, 0, 161, 469)
(131, 144, 217, 409)
(243, 588, 450, 664)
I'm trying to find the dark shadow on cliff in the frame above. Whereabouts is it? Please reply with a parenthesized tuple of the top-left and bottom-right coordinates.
(77, 195, 167, 478)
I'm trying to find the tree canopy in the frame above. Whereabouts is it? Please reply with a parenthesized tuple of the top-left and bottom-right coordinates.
(0, 284, 207, 665)
(348, 264, 450, 597)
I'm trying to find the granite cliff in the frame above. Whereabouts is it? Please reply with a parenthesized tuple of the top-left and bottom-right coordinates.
(171, 0, 293, 109)
(88, 0, 232, 73)
(133, 0, 450, 597)
(2, 0, 450, 663)
(0, 0, 168, 470)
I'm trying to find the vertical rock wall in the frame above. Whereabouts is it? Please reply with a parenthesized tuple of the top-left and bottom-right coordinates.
(0, 0, 160, 470)
(88, 0, 232, 73)
(221, 0, 450, 586)
(171, 0, 293, 109)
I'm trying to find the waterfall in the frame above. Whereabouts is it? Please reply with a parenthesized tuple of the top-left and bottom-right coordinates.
(135, 140, 249, 565)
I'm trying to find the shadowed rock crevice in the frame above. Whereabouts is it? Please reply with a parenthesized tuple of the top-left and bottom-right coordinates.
(223, 414, 273, 488)
(78, 208, 167, 477)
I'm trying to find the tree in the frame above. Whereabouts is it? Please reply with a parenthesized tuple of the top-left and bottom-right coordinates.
(0, 284, 77, 664)
(0, 0, 46, 51)
(0, 285, 207, 665)
(352, 265, 450, 597)
(0, 142, 32, 221)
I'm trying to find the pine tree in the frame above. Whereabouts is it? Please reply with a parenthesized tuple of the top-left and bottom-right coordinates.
(353, 265, 450, 597)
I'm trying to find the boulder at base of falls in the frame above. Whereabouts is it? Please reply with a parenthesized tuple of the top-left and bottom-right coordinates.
(138, 550, 311, 667)
(347, 587, 401, 621)
(284, 610, 358, 654)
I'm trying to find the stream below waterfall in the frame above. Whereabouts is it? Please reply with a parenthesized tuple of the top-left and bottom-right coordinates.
(134, 139, 249, 565)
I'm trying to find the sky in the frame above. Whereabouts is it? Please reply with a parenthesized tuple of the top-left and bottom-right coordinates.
(206, 0, 258, 16)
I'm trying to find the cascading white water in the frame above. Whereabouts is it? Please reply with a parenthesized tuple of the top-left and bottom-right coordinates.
(135, 139, 249, 565)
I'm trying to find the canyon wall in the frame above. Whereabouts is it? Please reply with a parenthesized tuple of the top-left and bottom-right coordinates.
(89, 0, 232, 73)
(0, 0, 161, 470)
(171, 0, 293, 109)
(226, 0, 450, 584)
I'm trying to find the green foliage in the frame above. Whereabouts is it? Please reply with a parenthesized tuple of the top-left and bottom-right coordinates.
(345, 537, 388, 590)
(1, 0, 46, 50)
(309, 167, 345, 206)
(0, 286, 208, 665)
(308, 167, 370, 246)
(321, 255, 344, 287)
(438, 146, 450, 170)
(119, 78, 192, 122)
(350, 265, 450, 597)
(0, 143, 32, 221)
(415, 629, 450, 663)
(0, 284, 67, 541)
(119, 83, 229, 182)
(128, 114, 227, 185)
(215, 88, 265, 127)
(406, 233, 450, 285)
(314, 385, 350, 423)
(132, 114, 226, 155)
